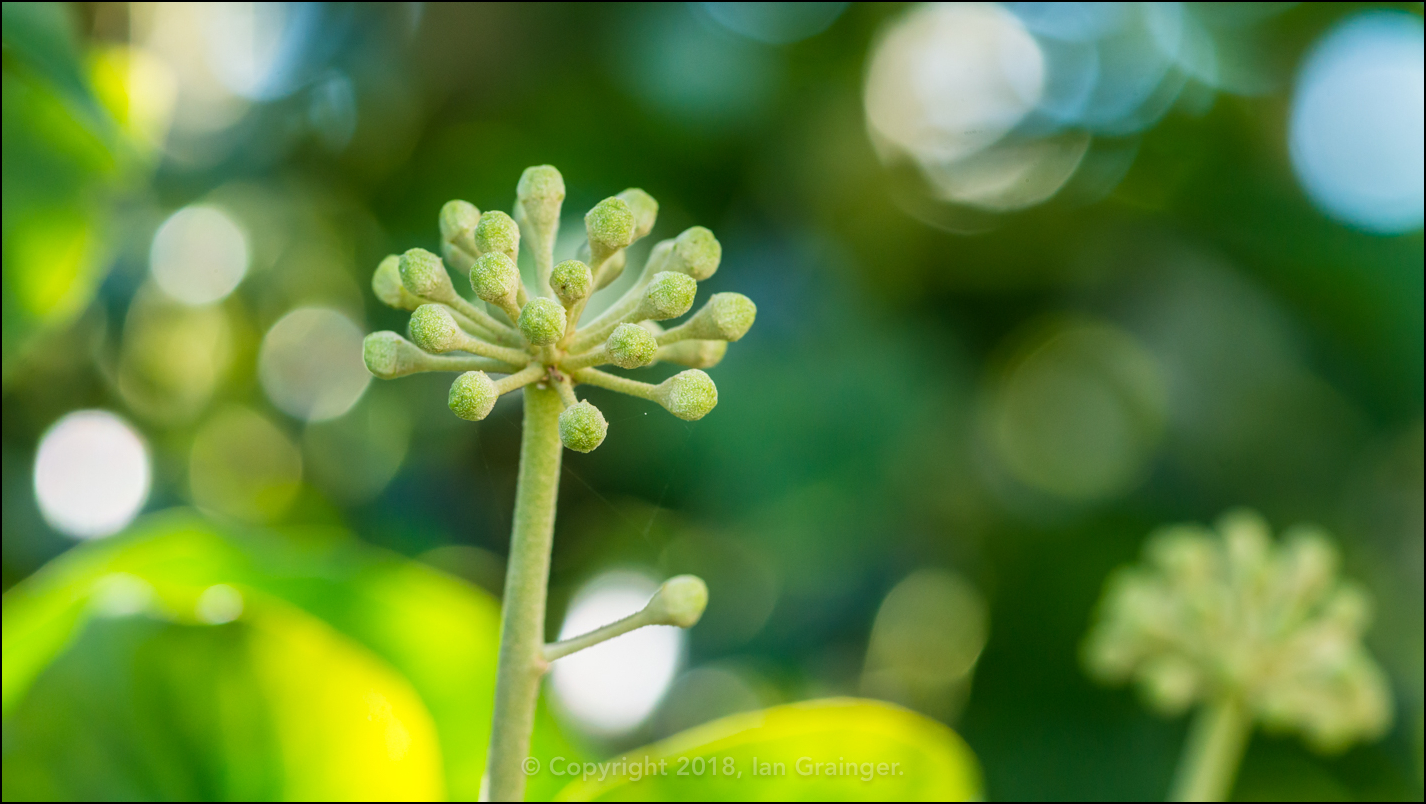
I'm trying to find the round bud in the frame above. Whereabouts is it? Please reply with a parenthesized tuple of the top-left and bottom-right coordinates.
(439, 200, 480, 245)
(518, 297, 567, 346)
(470, 253, 521, 304)
(373, 255, 420, 310)
(448, 371, 498, 421)
(660, 339, 727, 369)
(617, 188, 659, 239)
(646, 575, 709, 628)
(668, 226, 721, 281)
(408, 304, 463, 353)
(655, 369, 718, 421)
(551, 259, 593, 305)
(474, 210, 520, 260)
(605, 323, 658, 369)
(558, 400, 608, 453)
(399, 248, 453, 299)
(363, 331, 417, 379)
(585, 197, 636, 252)
(703, 293, 757, 341)
(517, 165, 565, 206)
(642, 271, 698, 320)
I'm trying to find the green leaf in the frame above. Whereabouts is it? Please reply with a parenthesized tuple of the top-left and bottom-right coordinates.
(553, 698, 983, 801)
(3, 594, 444, 801)
(1, 509, 582, 800)
(2, 1, 119, 382)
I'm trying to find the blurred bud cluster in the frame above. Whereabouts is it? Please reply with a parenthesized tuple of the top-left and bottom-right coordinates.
(1084, 509, 1393, 752)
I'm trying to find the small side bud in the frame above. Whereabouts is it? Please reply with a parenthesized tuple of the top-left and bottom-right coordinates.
(551, 259, 593, 306)
(654, 369, 718, 420)
(470, 253, 522, 308)
(559, 400, 608, 453)
(605, 323, 658, 369)
(646, 575, 709, 628)
(666, 226, 721, 281)
(474, 210, 521, 262)
(440, 200, 480, 254)
(585, 197, 636, 261)
(449, 371, 498, 421)
(373, 255, 423, 310)
(640, 271, 698, 321)
(409, 304, 464, 353)
(518, 297, 566, 346)
(658, 339, 728, 369)
(399, 248, 455, 299)
(617, 188, 659, 240)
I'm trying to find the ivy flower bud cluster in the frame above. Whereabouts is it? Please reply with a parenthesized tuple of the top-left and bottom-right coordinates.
(1082, 509, 1393, 753)
(363, 165, 757, 455)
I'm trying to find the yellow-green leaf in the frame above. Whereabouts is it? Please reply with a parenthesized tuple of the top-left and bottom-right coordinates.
(554, 698, 982, 801)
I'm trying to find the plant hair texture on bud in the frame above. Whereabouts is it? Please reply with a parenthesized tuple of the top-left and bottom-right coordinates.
(519, 298, 566, 346)
(559, 400, 608, 453)
(440, 200, 480, 257)
(357, 165, 755, 802)
(551, 259, 593, 306)
(474, 209, 521, 262)
(470, 253, 524, 318)
(617, 188, 659, 240)
(605, 323, 658, 369)
(373, 254, 424, 311)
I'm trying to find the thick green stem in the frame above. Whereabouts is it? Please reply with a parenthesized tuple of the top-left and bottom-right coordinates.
(1171, 696, 1251, 802)
(485, 383, 563, 801)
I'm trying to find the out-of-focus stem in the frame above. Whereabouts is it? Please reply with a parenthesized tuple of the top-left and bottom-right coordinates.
(1170, 695, 1251, 802)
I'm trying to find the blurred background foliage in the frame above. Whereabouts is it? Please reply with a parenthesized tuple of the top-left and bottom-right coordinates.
(2, 1, 1422, 800)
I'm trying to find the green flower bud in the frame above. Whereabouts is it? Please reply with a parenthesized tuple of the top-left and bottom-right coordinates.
(640, 271, 698, 321)
(449, 371, 498, 421)
(559, 400, 608, 453)
(551, 259, 593, 306)
(646, 575, 709, 628)
(666, 226, 721, 281)
(658, 339, 728, 369)
(517, 165, 565, 218)
(654, 369, 718, 420)
(666, 292, 757, 342)
(373, 255, 423, 310)
(364, 331, 415, 379)
(518, 297, 566, 346)
(399, 248, 455, 299)
(474, 209, 520, 261)
(605, 323, 658, 369)
(439, 200, 480, 254)
(617, 188, 658, 240)
(470, 253, 522, 306)
(585, 197, 637, 255)
(409, 303, 464, 353)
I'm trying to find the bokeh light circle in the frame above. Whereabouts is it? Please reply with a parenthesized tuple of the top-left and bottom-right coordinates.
(698, 2, 849, 45)
(986, 318, 1166, 502)
(550, 571, 682, 736)
(149, 204, 250, 305)
(865, 3, 1045, 165)
(189, 406, 303, 523)
(33, 410, 151, 539)
(1289, 12, 1425, 234)
(259, 307, 371, 422)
